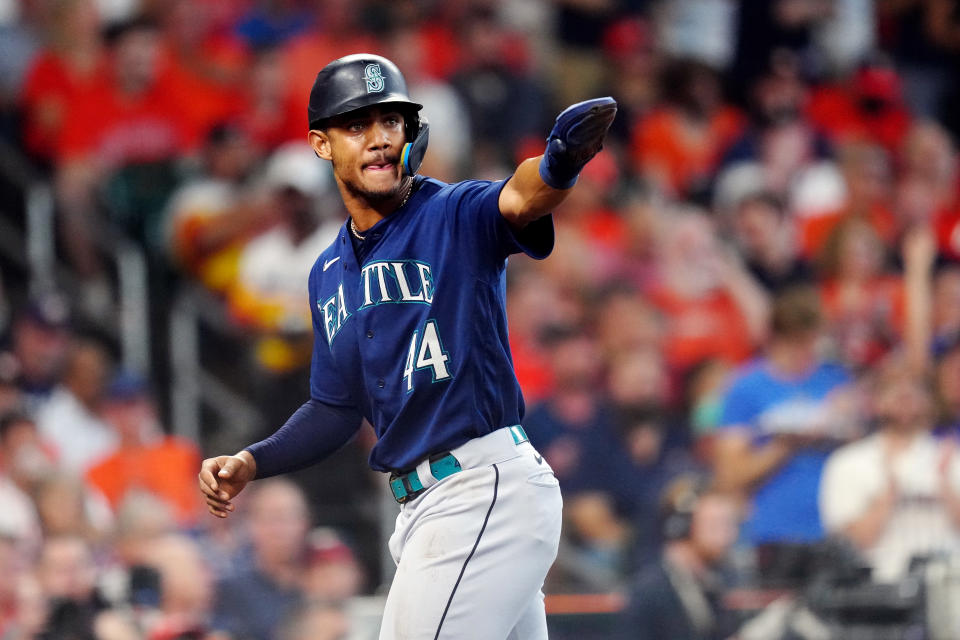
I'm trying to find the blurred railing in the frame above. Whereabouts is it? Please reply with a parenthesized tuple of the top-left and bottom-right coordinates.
(167, 283, 264, 448)
(0, 140, 265, 451)
(0, 139, 151, 373)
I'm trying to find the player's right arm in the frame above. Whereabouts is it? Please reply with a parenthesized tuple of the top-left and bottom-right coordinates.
(198, 450, 257, 518)
(198, 399, 362, 518)
(198, 258, 362, 519)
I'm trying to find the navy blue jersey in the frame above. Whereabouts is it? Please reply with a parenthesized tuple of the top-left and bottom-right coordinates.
(307, 175, 554, 472)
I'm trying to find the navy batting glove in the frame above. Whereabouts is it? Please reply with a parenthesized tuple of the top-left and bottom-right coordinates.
(539, 97, 617, 190)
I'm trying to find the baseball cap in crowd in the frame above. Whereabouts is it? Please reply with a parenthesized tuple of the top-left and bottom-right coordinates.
(854, 56, 902, 104)
(603, 16, 653, 61)
(307, 527, 357, 567)
(105, 370, 151, 402)
(264, 142, 331, 198)
(21, 292, 71, 331)
(934, 331, 960, 361)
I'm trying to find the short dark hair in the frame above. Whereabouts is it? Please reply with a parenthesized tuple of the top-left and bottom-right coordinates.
(736, 191, 785, 218)
(0, 409, 34, 441)
(770, 286, 823, 337)
(102, 15, 159, 47)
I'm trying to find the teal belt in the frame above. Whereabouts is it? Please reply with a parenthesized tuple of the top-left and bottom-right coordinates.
(389, 425, 529, 503)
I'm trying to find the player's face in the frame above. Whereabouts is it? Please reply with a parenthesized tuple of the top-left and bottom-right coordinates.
(314, 107, 407, 202)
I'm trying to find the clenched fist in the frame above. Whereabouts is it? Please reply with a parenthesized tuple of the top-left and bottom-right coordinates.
(198, 451, 257, 518)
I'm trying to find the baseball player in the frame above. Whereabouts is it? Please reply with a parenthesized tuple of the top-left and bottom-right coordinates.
(198, 53, 616, 639)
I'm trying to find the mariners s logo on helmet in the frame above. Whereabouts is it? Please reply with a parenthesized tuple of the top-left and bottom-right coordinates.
(364, 63, 385, 93)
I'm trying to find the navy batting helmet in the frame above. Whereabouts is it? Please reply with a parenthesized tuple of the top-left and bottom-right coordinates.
(308, 53, 428, 175)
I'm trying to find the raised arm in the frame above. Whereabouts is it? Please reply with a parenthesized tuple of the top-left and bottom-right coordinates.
(499, 97, 617, 229)
(713, 428, 797, 494)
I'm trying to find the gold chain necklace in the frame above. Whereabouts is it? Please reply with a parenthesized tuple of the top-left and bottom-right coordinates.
(350, 180, 413, 241)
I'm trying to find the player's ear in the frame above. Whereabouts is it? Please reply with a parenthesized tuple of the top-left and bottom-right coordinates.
(308, 129, 332, 161)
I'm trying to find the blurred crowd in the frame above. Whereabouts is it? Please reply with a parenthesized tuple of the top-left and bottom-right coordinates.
(1, 0, 960, 638)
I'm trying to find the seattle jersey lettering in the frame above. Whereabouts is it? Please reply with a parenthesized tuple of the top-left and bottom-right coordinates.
(318, 260, 435, 344)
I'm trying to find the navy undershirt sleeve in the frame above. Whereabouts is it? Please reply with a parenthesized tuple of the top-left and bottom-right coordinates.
(244, 399, 363, 479)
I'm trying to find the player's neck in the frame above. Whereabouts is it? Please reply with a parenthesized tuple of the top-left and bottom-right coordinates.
(339, 177, 413, 233)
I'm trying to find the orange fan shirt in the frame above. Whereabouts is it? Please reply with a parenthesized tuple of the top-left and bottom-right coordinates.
(86, 436, 203, 526)
(647, 287, 754, 373)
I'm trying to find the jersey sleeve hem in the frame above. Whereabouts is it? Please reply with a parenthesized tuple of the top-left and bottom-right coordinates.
(503, 214, 555, 260)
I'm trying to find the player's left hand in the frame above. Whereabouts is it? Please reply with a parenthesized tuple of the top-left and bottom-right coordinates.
(539, 97, 617, 190)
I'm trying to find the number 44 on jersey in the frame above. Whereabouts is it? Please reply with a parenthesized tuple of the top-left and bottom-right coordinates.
(403, 320, 451, 392)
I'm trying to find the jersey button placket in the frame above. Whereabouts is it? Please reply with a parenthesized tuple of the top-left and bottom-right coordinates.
(377, 378, 385, 388)
(367, 330, 374, 339)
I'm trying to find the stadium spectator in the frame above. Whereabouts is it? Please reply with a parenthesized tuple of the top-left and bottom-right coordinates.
(601, 16, 661, 145)
(717, 53, 839, 216)
(0, 412, 42, 556)
(807, 55, 912, 153)
(714, 286, 856, 546)
(504, 271, 573, 404)
(730, 0, 833, 98)
(616, 475, 740, 640)
(164, 123, 267, 294)
(55, 15, 197, 287)
(301, 528, 364, 604)
(565, 404, 699, 575)
(524, 325, 609, 483)
(818, 217, 905, 370)
(35, 337, 115, 472)
(820, 363, 960, 582)
(110, 491, 178, 573)
(729, 191, 814, 294)
(552, 0, 617, 107)
(213, 478, 309, 640)
(606, 348, 672, 411)
(631, 58, 743, 200)
(227, 142, 340, 376)
(899, 222, 960, 432)
(33, 472, 112, 543)
(142, 534, 217, 640)
(85, 372, 203, 526)
(813, 0, 877, 74)
(20, 0, 105, 164)
(879, 0, 960, 124)
(3, 295, 72, 412)
(34, 535, 104, 639)
(646, 209, 769, 374)
(278, 601, 350, 640)
(594, 287, 663, 364)
(232, 45, 303, 153)
(0, 410, 53, 495)
(799, 141, 897, 259)
(450, 6, 547, 174)
(603, 194, 663, 292)
(896, 121, 958, 234)
(684, 358, 734, 462)
(0, 570, 47, 640)
(233, 0, 315, 50)
(221, 141, 344, 429)
(655, 0, 737, 70)
(190, 496, 248, 583)
(551, 150, 628, 261)
(279, 0, 378, 113)
(158, 0, 249, 141)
